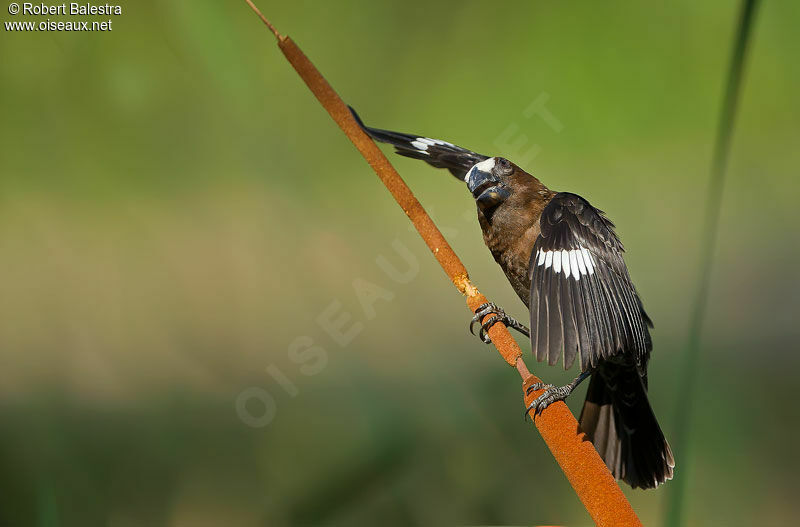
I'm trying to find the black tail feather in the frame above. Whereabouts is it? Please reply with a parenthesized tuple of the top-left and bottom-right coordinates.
(579, 363, 674, 489)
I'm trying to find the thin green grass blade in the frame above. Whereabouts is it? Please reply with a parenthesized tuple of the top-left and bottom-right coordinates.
(665, 1, 761, 525)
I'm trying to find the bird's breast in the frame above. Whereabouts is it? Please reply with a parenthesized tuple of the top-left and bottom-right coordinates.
(481, 215, 541, 308)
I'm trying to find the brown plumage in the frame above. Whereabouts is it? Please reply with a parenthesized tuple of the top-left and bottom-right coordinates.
(352, 108, 674, 489)
(476, 164, 555, 306)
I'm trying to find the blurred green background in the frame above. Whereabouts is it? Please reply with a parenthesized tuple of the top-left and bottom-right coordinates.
(1, 1, 798, 525)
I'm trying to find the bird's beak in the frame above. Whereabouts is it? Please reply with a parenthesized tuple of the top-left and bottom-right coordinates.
(465, 166, 498, 197)
(465, 165, 510, 212)
(475, 186, 511, 211)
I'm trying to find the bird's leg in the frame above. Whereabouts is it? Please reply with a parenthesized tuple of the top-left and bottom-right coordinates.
(524, 370, 592, 420)
(469, 302, 531, 343)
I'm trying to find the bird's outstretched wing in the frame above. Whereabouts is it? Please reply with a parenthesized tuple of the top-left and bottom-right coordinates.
(349, 107, 488, 180)
(529, 192, 653, 372)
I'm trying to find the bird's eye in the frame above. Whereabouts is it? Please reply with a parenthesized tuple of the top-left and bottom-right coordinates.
(495, 157, 513, 176)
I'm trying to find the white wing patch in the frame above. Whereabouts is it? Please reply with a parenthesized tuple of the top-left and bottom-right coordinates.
(581, 247, 595, 274)
(410, 141, 431, 154)
(535, 247, 596, 280)
(410, 137, 454, 155)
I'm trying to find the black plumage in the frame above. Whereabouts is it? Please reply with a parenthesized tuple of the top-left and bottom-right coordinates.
(529, 193, 653, 372)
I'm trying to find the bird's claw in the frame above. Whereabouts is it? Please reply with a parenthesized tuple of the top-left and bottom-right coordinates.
(469, 302, 508, 344)
(524, 383, 571, 420)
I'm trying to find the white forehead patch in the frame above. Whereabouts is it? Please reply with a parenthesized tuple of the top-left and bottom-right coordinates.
(464, 157, 496, 182)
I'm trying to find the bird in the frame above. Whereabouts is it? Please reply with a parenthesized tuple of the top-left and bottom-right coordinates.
(351, 107, 674, 489)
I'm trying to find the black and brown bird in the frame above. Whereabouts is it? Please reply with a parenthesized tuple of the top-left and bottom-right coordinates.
(351, 107, 674, 489)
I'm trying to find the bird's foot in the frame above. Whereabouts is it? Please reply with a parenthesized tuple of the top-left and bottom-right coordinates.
(524, 371, 591, 420)
(469, 302, 531, 344)
(524, 382, 574, 420)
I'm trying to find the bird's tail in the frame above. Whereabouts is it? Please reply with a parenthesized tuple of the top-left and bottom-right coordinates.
(578, 363, 674, 489)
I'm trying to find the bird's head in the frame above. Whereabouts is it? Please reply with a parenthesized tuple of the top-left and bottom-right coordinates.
(464, 157, 516, 213)
(465, 156, 551, 224)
